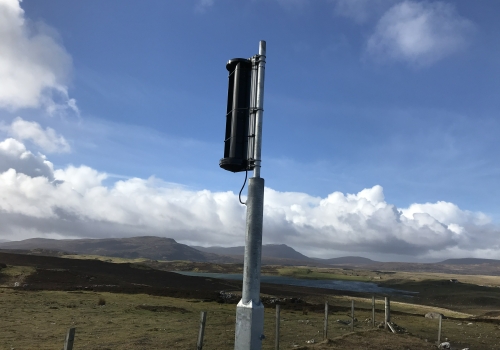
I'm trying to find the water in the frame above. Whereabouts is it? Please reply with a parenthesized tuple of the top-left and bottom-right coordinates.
(175, 271, 415, 296)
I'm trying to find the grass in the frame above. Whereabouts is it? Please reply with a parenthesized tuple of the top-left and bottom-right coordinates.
(1, 288, 499, 349)
(62, 254, 151, 264)
(276, 267, 372, 282)
(2, 256, 500, 348)
(0, 265, 36, 277)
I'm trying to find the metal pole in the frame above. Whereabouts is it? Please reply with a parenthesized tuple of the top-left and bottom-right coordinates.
(437, 314, 442, 345)
(323, 301, 328, 340)
(197, 311, 207, 350)
(275, 305, 280, 350)
(351, 300, 354, 332)
(252, 41, 266, 178)
(234, 40, 267, 350)
(372, 296, 375, 328)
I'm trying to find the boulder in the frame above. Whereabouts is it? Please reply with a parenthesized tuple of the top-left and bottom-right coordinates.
(425, 312, 443, 319)
(438, 342, 451, 349)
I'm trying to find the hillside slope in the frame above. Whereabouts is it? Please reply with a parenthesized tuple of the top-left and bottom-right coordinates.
(0, 236, 231, 262)
(193, 244, 315, 262)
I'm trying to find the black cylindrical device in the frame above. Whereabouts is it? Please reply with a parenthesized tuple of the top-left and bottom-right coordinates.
(220, 58, 252, 172)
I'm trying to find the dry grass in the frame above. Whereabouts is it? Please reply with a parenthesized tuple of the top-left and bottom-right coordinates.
(62, 254, 151, 264)
(277, 266, 500, 287)
(2, 257, 500, 349)
(1, 288, 500, 349)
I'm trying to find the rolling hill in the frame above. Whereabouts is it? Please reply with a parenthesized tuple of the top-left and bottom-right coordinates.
(0, 236, 230, 262)
(438, 258, 500, 265)
(314, 256, 376, 265)
(193, 244, 314, 262)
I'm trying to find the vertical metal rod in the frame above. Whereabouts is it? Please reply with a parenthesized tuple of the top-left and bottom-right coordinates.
(323, 301, 328, 340)
(63, 328, 76, 350)
(384, 297, 390, 330)
(197, 311, 207, 350)
(275, 305, 280, 350)
(437, 314, 442, 345)
(234, 40, 267, 350)
(372, 296, 375, 328)
(252, 41, 266, 179)
(351, 300, 354, 332)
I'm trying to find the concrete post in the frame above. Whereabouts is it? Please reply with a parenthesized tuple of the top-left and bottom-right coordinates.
(197, 311, 207, 350)
(63, 328, 75, 350)
(351, 300, 354, 332)
(372, 296, 375, 328)
(323, 301, 328, 340)
(437, 314, 442, 345)
(384, 297, 390, 330)
(235, 178, 265, 350)
(275, 305, 280, 350)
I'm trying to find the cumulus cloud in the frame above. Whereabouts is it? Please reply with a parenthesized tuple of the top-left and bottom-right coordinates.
(0, 0, 77, 114)
(0, 137, 498, 259)
(0, 138, 54, 180)
(2, 117, 70, 153)
(366, 1, 474, 66)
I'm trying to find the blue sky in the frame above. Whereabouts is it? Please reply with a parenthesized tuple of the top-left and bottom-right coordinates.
(0, 0, 499, 261)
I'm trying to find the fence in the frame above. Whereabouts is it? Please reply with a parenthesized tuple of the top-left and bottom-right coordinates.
(14, 294, 498, 349)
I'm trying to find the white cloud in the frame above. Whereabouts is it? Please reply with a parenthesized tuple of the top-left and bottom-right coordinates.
(195, 0, 215, 13)
(0, 137, 498, 260)
(0, 138, 54, 180)
(331, 0, 398, 24)
(366, 1, 474, 66)
(3, 117, 70, 153)
(0, 0, 78, 114)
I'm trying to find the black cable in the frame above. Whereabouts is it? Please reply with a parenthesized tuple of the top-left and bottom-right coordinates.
(239, 169, 248, 205)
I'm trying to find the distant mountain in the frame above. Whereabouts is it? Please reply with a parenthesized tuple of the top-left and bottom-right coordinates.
(0, 237, 379, 267)
(193, 245, 244, 256)
(0, 236, 231, 262)
(193, 244, 314, 262)
(315, 256, 377, 265)
(438, 258, 500, 265)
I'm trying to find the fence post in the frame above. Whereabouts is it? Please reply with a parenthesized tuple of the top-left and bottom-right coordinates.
(197, 311, 207, 350)
(63, 327, 75, 350)
(372, 296, 375, 328)
(384, 297, 390, 330)
(323, 301, 329, 340)
(351, 300, 354, 332)
(275, 305, 280, 350)
(437, 314, 442, 345)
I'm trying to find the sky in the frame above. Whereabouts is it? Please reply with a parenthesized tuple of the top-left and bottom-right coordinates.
(0, 0, 499, 262)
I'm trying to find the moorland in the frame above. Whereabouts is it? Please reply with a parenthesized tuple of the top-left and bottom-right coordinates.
(1, 238, 500, 349)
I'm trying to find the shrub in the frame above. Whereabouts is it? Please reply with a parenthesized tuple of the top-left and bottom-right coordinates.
(98, 297, 106, 306)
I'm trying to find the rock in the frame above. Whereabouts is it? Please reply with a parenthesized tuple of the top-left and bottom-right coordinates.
(305, 339, 315, 344)
(336, 319, 349, 325)
(425, 312, 443, 319)
(438, 342, 451, 349)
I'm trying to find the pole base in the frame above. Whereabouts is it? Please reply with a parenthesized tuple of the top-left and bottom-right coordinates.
(234, 299, 264, 350)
